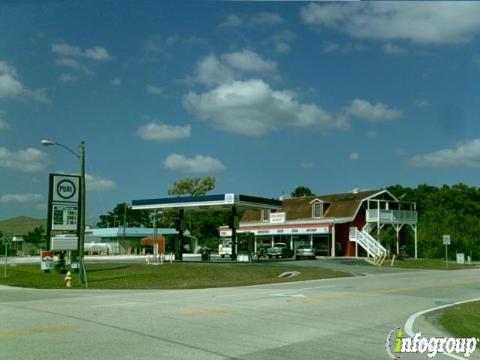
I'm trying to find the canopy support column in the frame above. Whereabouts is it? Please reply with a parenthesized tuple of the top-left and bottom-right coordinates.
(230, 206, 237, 260)
(176, 209, 184, 261)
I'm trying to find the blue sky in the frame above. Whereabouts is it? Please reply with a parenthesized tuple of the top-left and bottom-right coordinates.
(1, 1, 480, 223)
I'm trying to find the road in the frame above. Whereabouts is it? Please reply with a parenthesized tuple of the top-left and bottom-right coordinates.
(1, 265, 479, 359)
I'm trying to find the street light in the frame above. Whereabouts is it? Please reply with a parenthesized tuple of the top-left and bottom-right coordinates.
(41, 139, 87, 286)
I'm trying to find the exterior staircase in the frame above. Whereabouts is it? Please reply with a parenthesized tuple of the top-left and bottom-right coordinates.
(349, 226, 387, 265)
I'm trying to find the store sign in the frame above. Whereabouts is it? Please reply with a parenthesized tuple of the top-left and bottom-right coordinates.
(49, 174, 81, 231)
(52, 175, 79, 203)
(224, 193, 235, 204)
(41, 250, 54, 271)
(51, 235, 78, 251)
(220, 226, 329, 237)
(270, 212, 286, 224)
(52, 204, 78, 231)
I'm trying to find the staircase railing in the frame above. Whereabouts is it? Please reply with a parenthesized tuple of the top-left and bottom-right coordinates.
(349, 227, 387, 265)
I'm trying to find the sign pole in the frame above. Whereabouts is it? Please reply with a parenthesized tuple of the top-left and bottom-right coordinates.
(445, 244, 448, 270)
(4, 242, 7, 278)
(443, 235, 450, 270)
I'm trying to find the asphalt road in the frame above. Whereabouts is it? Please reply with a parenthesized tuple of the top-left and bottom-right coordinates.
(1, 265, 479, 360)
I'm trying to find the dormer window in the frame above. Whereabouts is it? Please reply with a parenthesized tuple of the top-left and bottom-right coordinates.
(261, 209, 270, 222)
(310, 199, 323, 219)
(312, 202, 323, 219)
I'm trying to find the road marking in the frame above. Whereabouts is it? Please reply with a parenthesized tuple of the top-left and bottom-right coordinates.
(293, 278, 479, 304)
(176, 308, 232, 317)
(404, 297, 480, 360)
(90, 302, 146, 308)
(0, 324, 79, 337)
(270, 293, 306, 298)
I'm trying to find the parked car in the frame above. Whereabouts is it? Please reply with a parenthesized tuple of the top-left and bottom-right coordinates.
(295, 245, 316, 260)
(267, 243, 292, 259)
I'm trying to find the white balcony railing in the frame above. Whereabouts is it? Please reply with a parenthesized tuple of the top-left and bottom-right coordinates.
(366, 209, 417, 224)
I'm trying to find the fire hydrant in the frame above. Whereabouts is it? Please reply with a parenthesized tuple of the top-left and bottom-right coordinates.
(64, 271, 72, 288)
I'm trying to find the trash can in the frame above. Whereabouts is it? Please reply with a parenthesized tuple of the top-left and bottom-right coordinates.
(201, 248, 210, 261)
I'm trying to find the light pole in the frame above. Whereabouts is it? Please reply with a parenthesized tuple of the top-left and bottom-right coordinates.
(41, 139, 87, 286)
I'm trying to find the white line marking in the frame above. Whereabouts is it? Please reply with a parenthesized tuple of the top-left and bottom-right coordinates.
(91, 302, 145, 308)
(404, 297, 480, 360)
(270, 293, 306, 298)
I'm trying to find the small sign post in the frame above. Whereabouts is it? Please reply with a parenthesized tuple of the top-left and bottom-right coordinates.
(443, 235, 451, 269)
(3, 234, 13, 278)
(3, 242, 6, 278)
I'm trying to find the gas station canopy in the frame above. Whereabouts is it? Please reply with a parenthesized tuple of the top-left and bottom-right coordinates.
(131, 193, 282, 212)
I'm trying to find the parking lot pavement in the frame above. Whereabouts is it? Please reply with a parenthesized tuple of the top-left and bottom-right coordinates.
(289, 257, 416, 276)
(1, 267, 479, 359)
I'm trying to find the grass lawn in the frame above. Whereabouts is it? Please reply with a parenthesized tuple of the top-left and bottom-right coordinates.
(385, 258, 476, 270)
(0, 262, 349, 289)
(426, 301, 480, 338)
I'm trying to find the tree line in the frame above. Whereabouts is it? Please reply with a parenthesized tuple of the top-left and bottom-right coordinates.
(387, 183, 480, 260)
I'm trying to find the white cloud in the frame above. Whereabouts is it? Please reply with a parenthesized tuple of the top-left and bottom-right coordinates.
(0, 147, 49, 172)
(195, 50, 276, 86)
(54, 58, 91, 74)
(195, 55, 235, 86)
(346, 99, 402, 122)
(136, 122, 191, 142)
(383, 43, 406, 55)
(414, 99, 430, 108)
(222, 49, 277, 74)
(221, 14, 243, 27)
(0, 61, 24, 98)
(84, 46, 111, 61)
(144, 35, 181, 57)
(0, 193, 44, 203)
(0, 61, 48, 102)
(221, 12, 283, 27)
(146, 84, 163, 95)
(85, 174, 116, 191)
(300, 2, 480, 45)
(52, 42, 112, 61)
(111, 77, 122, 86)
(265, 31, 297, 55)
(59, 73, 78, 83)
(164, 154, 225, 173)
(184, 79, 345, 136)
(349, 152, 360, 161)
(322, 42, 366, 54)
(252, 12, 284, 26)
(0, 110, 8, 130)
(52, 43, 111, 77)
(409, 139, 480, 168)
(300, 162, 315, 169)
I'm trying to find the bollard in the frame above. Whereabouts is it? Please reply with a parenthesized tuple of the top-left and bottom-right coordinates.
(64, 271, 72, 288)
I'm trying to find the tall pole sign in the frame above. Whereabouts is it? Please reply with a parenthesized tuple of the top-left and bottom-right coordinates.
(47, 174, 81, 250)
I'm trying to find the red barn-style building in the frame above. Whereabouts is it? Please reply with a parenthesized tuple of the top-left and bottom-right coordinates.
(220, 189, 417, 260)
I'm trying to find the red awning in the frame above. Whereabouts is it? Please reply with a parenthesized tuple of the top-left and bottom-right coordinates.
(140, 235, 166, 246)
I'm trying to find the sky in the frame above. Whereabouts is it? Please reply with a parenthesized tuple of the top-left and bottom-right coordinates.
(1, 1, 480, 223)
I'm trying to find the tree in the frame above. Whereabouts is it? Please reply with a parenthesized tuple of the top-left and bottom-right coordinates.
(291, 186, 314, 197)
(97, 202, 152, 228)
(388, 183, 480, 260)
(23, 226, 46, 244)
(168, 176, 216, 197)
